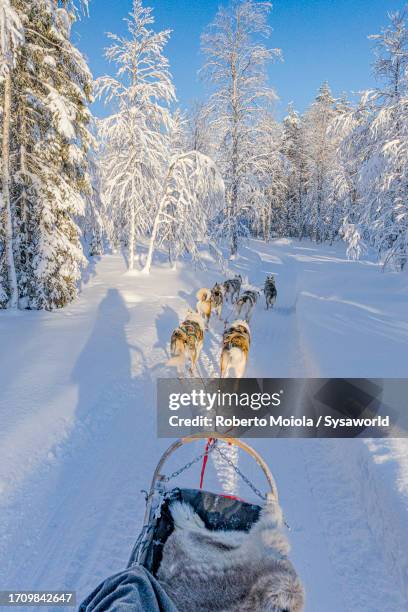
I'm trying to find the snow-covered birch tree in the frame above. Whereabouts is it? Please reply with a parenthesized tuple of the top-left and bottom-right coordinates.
(97, 0, 175, 271)
(81, 136, 108, 257)
(0, 0, 24, 308)
(186, 100, 216, 159)
(329, 98, 370, 258)
(143, 151, 225, 273)
(336, 8, 408, 269)
(249, 111, 285, 240)
(201, 0, 281, 256)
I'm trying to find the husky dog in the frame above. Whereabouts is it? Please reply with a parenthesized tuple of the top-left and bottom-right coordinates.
(235, 289, 260, 322)
(220, 319, 250, 378)
(167, 311, 205, 375)
(158, 498, 305, 612)
(211, 282, 224, 320)
(196, 288, 212, 328)
(264, 275, 277, 310)
(223, 274, 242, 304)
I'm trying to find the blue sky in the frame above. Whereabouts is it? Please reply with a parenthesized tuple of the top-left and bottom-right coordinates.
(73, 0, 403, 119)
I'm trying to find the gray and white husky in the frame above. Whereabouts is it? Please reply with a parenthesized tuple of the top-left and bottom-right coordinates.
(211, 282, 225, 320)
(223, 274, 242, 303)
(235, 289, 260, 322)
(264, 275, 277, 310)
(158, 498, 305, 612)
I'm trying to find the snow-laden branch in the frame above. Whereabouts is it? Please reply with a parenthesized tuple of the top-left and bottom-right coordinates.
(97, 0, 175, 270)
(143, 150, 225, 273)
(0, 0, 24, 77)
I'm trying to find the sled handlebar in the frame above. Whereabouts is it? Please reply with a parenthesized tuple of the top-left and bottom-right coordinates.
(147, 434, 278, 508)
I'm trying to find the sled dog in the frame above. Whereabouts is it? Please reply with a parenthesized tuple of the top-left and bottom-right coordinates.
(264, 274, 277, 310)
(158, 498, 305, 612)
(211, 283, 224, 320)
(220, 319, 250, 378)
(196, 288, 212, 328)
(168, 311, 205, 375)
(223, 274, 242, 303)
(234, 289, 260, 322)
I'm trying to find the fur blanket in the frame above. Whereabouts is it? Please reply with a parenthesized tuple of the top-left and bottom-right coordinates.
(157, 499, 305, 612)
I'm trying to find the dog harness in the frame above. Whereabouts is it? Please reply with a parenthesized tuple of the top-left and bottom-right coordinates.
(180, 320, 201, 344)
(224, 326, 250, 350)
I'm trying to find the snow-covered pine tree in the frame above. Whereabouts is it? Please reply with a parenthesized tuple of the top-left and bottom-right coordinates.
(97, 0, 175, 271)
(281, 103, 308, 238)
(0, 0, 24, 308)
(201, 0, 281, 256)
(1, 0, 93, 310)
(302, 82, 339, 242)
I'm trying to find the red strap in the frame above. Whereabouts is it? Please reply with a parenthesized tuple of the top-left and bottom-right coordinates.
(199, 438, 213, 489)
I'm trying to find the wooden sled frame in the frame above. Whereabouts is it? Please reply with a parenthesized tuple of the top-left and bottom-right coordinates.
(131, 435, 279, 569)
(144, 434, 279, 526)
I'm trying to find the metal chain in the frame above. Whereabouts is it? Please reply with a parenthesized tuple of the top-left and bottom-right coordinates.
(162, 439, 218, 483)
(162, 440, 267, 502)
(214, 445, 267, 501)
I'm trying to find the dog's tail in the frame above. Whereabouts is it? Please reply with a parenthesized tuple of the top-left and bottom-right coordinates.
(167, 335, 187, 369)
(196, 288, 211, 302)
(220, 349, 231, 378)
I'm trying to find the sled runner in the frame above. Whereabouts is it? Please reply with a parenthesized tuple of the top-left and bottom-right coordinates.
(128, 435, 279, 575)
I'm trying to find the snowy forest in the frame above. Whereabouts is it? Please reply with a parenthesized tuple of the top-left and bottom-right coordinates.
(1, 3, 408, 608)
(1, 0, 408, 310)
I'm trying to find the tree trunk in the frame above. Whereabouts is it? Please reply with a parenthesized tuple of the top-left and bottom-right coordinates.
(18, 105, 29, 300)
(128, 202, 135, 270)
(143, 196, 164, 274)
(230, 229, 238, 256)
(2, 72, 18, 308)
(143, 160, 178, 274)
(229, 180, 239, 256)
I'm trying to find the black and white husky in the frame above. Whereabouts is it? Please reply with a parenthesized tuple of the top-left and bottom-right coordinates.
(234, 289, 260, 322)
(223, 274, 242, 303)
(211, 283, 224, 320)
(264, 274, 277, 310)
(158, 498, 305, 612)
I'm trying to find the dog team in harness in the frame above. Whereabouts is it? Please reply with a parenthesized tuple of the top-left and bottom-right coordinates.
(168, 272, 278, 378)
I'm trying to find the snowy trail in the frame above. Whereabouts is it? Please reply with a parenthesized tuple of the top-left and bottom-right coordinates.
(205, 239, 408, 611)
(233, 241, 408, 611)
(0, 240, 407, 611)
